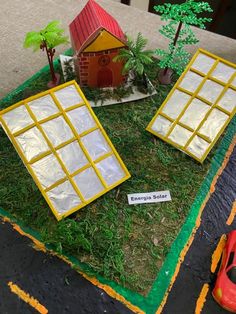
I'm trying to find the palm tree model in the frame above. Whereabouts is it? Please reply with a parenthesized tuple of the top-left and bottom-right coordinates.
(113, 32, 154, 89)
(24, 21, 68, 87)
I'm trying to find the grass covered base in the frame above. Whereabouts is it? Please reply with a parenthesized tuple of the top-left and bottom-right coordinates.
(0, 61, 215, 295)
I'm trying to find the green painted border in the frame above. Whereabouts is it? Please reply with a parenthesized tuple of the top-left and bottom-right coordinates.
(0, 55, 235, 314)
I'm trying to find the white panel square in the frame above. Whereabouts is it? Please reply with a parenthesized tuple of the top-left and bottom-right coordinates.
(16, 127, 49, 161)
(199, 109, 228, 141)
(81, 130, 111, 160)
(3, 105, 33, 133)
(191, 53, 215, 74)
(162, 91, 191, 119)
(57, 141, 88, 174)
(74, 167, 104, 200)
(217, 89, 236, 113)
(31, 154, 65, 188)
(187, 136, 210, 159)
(211, 62, 235, 83)
(179, 99, 210, 129)
(168, 125, 193, 147)
(28, 95, 59, 120)
(41, 116, 74, 147)
(198, 80, 224, 103)
(54, 85, 83, 109)
(179, 71, 203, 93)
(96, 155, 125, 186)
(67, 106, 96, 134)
(47, 181, 82, 215)
(151, 116, 172, 136)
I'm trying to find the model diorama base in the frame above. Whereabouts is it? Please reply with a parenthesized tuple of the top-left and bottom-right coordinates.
(0, 57, 235, 314)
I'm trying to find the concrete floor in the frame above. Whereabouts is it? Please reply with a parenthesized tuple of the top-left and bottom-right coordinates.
(0, 0, 236, 100)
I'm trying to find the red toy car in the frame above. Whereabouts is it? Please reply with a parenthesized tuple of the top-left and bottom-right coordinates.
(212, 230, 236, 313)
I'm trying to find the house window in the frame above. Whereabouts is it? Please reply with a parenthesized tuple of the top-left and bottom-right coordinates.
(98, 55, 110, 67)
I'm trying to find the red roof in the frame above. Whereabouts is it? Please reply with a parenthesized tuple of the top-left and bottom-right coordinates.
(69, 0, 126, 53)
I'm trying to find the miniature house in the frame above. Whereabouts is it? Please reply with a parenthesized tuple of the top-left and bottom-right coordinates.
(69, 0, 127, 88)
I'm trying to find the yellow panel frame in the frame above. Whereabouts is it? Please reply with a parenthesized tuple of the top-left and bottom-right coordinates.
(0, 81, 131, 221)
(146, 48, 236, 163)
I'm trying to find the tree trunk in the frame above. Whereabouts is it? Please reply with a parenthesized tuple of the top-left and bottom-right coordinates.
(164, 21, 183, 75)
(44, 42, 56, 82)
(158, 68, 173, 85)
(173, 21, 183, 47)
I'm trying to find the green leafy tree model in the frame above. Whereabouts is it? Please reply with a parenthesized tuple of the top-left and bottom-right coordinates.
(155, 0, 213, 84)
(113, 32, 154, 89)
(24, 21, 68, 87)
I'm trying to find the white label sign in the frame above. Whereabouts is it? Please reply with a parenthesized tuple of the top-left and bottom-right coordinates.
(127, 191, 171, 205)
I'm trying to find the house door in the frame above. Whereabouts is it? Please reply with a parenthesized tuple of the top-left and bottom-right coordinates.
(97, 68, 113, 87)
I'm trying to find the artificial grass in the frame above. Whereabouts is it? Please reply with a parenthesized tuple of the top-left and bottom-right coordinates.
(0, 62, 215, 294)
